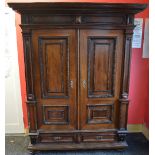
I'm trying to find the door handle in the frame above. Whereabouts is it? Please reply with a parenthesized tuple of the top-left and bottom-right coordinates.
(82, 80, 87, 88)
(70, 80, 73, 88)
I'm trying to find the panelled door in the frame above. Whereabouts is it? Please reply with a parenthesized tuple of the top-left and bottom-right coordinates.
(32, 29, 124, 133)
(79, 30, 124, 130)
(32, 29, 77, 131)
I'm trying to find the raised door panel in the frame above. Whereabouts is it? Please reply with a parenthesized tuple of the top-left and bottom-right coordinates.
(80, 29, 123, 130)
(88, 37, 115, 98)
(32, 29, 76, 131)
(39, 37, 69, 98)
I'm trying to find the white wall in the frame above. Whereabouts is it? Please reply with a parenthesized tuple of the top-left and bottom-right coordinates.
(5, 7, 24, 133)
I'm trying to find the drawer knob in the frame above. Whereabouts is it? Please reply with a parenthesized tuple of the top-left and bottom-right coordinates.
(96, 136, 103, 140)
(53, 136, 61, 141)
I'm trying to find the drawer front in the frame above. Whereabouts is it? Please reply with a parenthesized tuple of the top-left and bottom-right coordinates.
(39, 134, 75, 143)
(81, 132, 116, 142)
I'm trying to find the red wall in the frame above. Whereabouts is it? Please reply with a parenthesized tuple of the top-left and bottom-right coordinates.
(128, 7, 149, 128)
(15, 0, 149, 129)
(16, 14, 28, 128)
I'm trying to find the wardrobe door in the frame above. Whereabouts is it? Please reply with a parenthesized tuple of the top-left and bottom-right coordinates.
(79, 29, 124, 130)
(32, 29, 77, 132)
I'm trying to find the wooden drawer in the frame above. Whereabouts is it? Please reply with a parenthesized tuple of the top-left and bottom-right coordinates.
(81, 132, 116, 143)
(39, 134, 75, 143)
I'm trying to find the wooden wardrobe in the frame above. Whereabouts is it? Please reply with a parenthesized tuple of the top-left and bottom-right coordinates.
(8, 2, 146, 152)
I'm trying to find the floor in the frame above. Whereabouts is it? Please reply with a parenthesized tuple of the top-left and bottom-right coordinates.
(5, 133, 149, 155)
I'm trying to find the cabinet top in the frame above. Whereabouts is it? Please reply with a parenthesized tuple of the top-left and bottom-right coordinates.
(8, 2, 147, 15)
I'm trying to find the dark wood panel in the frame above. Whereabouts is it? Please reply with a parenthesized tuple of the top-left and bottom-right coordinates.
(87, 104, 114, 124)
(80, 29, 123, 131)
(83, 16, 125, 24)
(30, 15, 74, 24)
(39, 37, 69, 98)
(32, 29, 77, 132)
(42, 105, 69, 125)
(88, 37, 115, 98)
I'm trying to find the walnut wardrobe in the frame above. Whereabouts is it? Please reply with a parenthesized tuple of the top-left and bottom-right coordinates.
(8, 2, 147, 152)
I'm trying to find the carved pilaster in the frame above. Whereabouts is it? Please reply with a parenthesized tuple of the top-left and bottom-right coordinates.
(26, 101, 38, 144)
(26, 101, 38, 132)
(22, 29, 38, 143)
(119, 97, 129, 130)
(118, 29, 133, 140)
(122, 30, 133, 95)
(22, 29, 35, 101)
